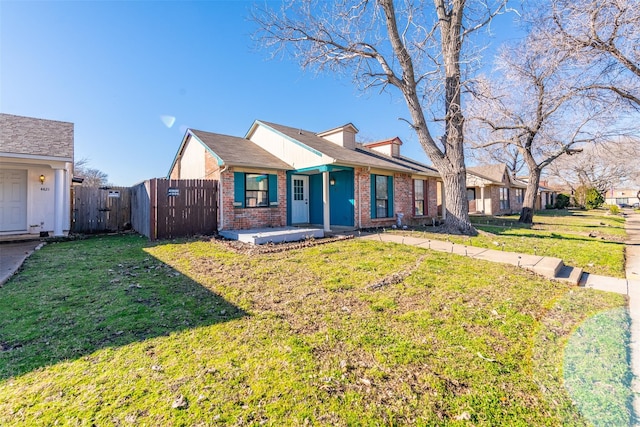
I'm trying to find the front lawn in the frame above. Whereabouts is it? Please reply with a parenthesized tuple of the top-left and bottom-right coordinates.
(0, 234, 630, 425)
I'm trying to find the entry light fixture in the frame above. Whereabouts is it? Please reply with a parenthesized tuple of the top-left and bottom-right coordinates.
(39, 174, 46, 184)
(330, 178, 336, 186)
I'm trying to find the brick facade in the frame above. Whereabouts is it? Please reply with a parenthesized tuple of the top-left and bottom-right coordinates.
(356, 168, 440, 229)
(0, 113, 73, 159)
(219, 168, 287, 230)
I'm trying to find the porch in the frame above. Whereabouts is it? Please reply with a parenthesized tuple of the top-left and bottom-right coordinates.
(220, 226, 325, 245)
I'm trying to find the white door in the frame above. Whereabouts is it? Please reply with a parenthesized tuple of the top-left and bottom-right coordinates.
(291, 175, 309, 224)
(0, 169, 28, 232)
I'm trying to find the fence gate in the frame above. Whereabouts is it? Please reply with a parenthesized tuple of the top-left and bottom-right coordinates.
(72, 186, 131, 233)
(149, 179, 218, 240)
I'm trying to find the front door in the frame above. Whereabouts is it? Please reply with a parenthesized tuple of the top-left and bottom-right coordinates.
(291, 175, 309, 224)
(0, 169, 28, 232)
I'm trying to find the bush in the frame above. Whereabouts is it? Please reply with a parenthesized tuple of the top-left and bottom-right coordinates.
(609, 204, 620, 215)
(585, 188, 604, 210)
(555, 194, 570, 209)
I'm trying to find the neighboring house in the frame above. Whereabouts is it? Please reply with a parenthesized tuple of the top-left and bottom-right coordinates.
(604, 187, 640, 206)
(534, 180, 557, 209)
(168, 120, 442, 232)
(466, 164, 527, 215)
(515, 177, 557, 210)
(0, 113, 74, 237)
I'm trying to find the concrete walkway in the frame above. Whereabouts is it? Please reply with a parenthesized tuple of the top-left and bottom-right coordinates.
(360, 232, 583, 284)
(624, 212, 640, 422)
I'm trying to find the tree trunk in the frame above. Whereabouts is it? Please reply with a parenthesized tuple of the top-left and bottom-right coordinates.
(440, 169, 476, 235)
(519, 167, 541, 224)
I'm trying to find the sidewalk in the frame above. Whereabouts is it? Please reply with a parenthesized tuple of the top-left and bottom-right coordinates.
(624, 211, 640, 421)
(359, 232, 583, 284)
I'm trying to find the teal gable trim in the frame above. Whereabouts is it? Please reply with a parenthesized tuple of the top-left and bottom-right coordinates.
(166, 130, 190, 178)
(234, 172, 245, 207)
(292, 164, 352, 174)
(190, 132, 224, 166)
(248, 120, 323, 157)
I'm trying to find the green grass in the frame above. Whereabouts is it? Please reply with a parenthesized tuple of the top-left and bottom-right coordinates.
(395, 209, 626, 277)
(0, 234, 628, 425)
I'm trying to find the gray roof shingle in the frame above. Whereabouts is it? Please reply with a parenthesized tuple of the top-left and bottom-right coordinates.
(190, 129, 292, 170)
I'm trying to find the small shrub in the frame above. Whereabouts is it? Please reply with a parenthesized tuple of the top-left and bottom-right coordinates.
(609, 205, 620, 215)
(555, 194, 570, 209)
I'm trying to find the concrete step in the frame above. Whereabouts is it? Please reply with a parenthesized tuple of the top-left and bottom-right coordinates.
(530, 257, 564, 279)
(555, 265, 584, 285)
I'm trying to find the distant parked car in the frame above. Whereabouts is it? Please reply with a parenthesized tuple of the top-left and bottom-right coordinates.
(633, 202, 640, 209)
(618, 203, 631, 208)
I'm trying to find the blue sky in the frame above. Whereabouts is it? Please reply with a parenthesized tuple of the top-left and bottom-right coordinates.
(1, 1, 521, 186)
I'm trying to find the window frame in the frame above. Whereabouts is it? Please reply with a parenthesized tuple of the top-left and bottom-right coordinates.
(414, 179, 426, 216)
(245, 173, 269, 208)
(514, 188, 524, 204)
(375, 175, 389, 218)
(371, 174, 393, 219)
(499, 187, 510, 210)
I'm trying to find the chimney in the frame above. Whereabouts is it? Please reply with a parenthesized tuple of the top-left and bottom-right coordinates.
(317, 123, 359, 150)
(363, 137, 402, 158)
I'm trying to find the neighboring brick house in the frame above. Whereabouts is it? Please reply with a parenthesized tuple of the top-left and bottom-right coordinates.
(0, 113, 74, 236)
(167, 120, 441, 232)
(466, 164, 527, 215)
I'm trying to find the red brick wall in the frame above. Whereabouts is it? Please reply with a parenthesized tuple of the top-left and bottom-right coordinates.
(219, 168, 287, 230)
(356, 169, 441, 229)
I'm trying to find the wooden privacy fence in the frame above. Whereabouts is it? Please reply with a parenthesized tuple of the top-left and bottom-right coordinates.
(131, 178, 218, 240)
(72, 186, 132, 233)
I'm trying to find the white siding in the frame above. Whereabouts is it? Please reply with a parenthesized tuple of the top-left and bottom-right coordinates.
(0, 158, 71, 235)
(178, 137, 206, 179)
(249, 125, 330, 170)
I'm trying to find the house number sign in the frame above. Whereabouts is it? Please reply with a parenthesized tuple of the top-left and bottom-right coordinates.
(167, 188, 179, 197)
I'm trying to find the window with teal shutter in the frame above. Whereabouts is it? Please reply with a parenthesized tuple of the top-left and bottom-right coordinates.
(234, 172, 278, 208)
(371, 174, 393, 218)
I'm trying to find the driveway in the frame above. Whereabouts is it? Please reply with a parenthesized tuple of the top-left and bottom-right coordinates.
(0, 240, 43, 286)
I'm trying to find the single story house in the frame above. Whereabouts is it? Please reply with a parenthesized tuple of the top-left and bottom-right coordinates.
(168, 120, 442, 232)
(466, 164, 527, 215)
(604, 188, 640, 207)
(0, 113, 74, 237)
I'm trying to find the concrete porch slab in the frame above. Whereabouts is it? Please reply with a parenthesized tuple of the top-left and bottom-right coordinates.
(219, 227, 324, 245)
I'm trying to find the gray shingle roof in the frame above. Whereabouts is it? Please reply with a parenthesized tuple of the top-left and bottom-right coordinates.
(467, 164, 526, 188)
(467, 164, 508, 183)
(258, 121, 438, 176)
(190, 129, 292, 170)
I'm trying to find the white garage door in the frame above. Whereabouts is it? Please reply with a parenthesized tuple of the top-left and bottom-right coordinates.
(0, 169, 28, 232)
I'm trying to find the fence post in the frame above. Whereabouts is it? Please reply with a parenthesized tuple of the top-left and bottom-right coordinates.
(150, 178, 157, 240)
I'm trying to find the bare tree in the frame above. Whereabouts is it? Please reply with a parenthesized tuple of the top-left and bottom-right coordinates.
(253, 0, 511, 235)
(468, 25, 618, 224)
(74, 158, 109, 187)
(548, 137, 640, 194)
(550, 0, 640, 109)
